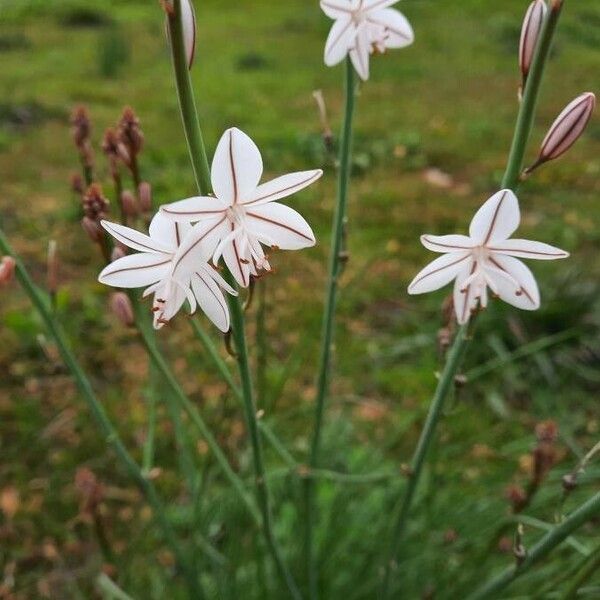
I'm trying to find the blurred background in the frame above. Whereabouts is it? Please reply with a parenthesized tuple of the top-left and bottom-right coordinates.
(1, 0, 600, 597)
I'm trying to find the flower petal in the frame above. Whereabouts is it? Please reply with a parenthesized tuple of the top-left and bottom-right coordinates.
(98, 253, 172, 288)
(191, 271, 231, 332)
(368, 8, 414, 48)
(321, 0, 353, 19)
(211, 128, 263, 205)
(244, 202, 315, 250)
(488, 239, 569, 261)
(101, 220, 172, 254)
(349, 24, 370, 81)
(469, 189, 520, 244)
(242, 170, 323, 206)
(324, 17, 356, 67)
(172, 216, 229, 279)
(453, 263, 480, 325)
(408, 252, 471, 295)
(153, 280, 189, 330)
(420, 234, 475, 253)
(363, 0, 400, 11)
(160, 196, 228, 222)
(487, 255, 540, 310)
(148, 213, 192, 249)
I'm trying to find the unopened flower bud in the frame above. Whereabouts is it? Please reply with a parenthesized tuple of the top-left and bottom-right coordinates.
(0, 256, 16, 286)
(138, 182, 152, 212)
(71, 105, 91, 148)
(182, 0, 196, 70)
(519, 1, 547, 85)
(47, 240, 58, 295)
(81, 216, 103, 243)
(111, 245, 127, 262)
(562, 472, 578, 492)
(82, 184, 110, 221)
(110, 292, 135, 327)
(527, 92, 596, 173)
(118, 107, 144, 156)
(121, 190, 138, 217)
(71, 173, 84, 195)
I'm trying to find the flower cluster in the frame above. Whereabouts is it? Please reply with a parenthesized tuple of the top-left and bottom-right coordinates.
(98, 128, 322, 331)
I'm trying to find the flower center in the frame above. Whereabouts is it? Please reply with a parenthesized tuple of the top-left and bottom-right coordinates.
(225, 204, 246, 226)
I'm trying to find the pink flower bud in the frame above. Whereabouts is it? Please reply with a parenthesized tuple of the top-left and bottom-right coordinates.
(138, 182, 152, 213)
(109, 292, 135, 327)
(529, 92, 596, 172)
(0, 256, 16, 286)
(111, 245, 127, 262)
(519, 0, 547, 83)
(81, 216, 102, 243)
(121, 190, 138, 217)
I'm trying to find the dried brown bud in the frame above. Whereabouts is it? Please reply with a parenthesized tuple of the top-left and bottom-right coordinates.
(75, 467, 104, 519)
(118, 107, 144, 156)
(120, 190, 138, 217)
(102, 128, 120, 159)
(519, 1, 547, 84)
(528, 93, 596, 173)
(0, 256, 16, 286)
(535, 420, 558, 443)
(47, 241, 58, 295)
(505, 484, 527, 513)
(81, 216, 103, 243)
(71, 173, 84, 195)
(82, 183, 110, 221)
(110, 292, 135, 327)
(138, 182, 152, 213)
(71, 105, 91, 148)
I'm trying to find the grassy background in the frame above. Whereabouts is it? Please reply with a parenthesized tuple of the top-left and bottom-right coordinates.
(1, 0, 600, 597)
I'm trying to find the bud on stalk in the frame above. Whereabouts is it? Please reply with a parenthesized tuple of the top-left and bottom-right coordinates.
(81, 216, 103, 244)
(110, 292, 135, 327)
(519, 0, 547, 91)
(526, 92, 596, 174)
(138, 182, 152, 213)
(121, 190, 138, 218)
(182, 0, 197, 70)
(0, 256, 16, 286)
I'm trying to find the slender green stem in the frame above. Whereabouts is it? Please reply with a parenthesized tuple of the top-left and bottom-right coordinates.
(136, 319, 260, 525)
(256, 279, 268, 406)
(560, 542, 600, 600)
(380, 5, 565, 596)
(228, 292, 303, 600)
(167, 0, 211, 195)
(96, 573, 135, 600)
(467, 491, 600, 600)
(305, 58, 356, 600)
(142, 376, 158, 475)
(167, 5, 300, 594)
(0, 228, 204, 599)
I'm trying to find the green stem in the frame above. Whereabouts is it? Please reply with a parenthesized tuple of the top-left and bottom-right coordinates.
(256, 279, 268, 406)
(228, 290, 303, 600)
(380, 5, 565, 596)
(136, 319, 260, 525)
(305, 58, 356, 600)
(0, 228, 204, 600)
(167, 0, 211, 195)
(167, 5, 299, 593)
(560, 542, 600, 600)
(467, 491, 600, 600)
(96, 573, 135, 600)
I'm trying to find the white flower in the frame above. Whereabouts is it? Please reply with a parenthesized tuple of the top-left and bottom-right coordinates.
(321, 0, 414, 81)
(182, 0, 196, 69)
(98, 213, 236, 332)
(408, 190, 569, 324)
(160, 127, 322, 288)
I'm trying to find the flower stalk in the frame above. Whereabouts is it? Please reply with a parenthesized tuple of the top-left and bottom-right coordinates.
(380, 3, 565, 596)
(467, 490, 600, 600)
(166, 2, 301, 596)
(305, 57, 357, 600)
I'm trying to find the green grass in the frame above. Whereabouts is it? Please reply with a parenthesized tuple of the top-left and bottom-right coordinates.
(1, 0, 600, 598)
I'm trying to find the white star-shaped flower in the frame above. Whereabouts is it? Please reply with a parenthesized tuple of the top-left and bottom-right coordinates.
(408, 190, 569, 324)
(321, 0, 414, 81)
(160, 127, 322, 288)
(98, 213, 236, 332)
